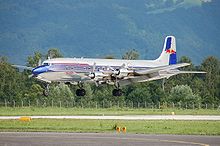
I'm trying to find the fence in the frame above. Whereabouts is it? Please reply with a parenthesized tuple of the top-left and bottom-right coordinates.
(0, 99, 220, 109)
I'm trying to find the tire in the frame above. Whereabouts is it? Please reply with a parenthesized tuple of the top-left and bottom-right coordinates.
(43, 90, 49, 97)
(76, 89, 86, 96)
(112, 89, 122, 96)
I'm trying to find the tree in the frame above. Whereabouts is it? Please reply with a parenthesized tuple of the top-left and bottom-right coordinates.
(125, 83, 152, 104)
(104, 55, 115, 59)
(0, 58, 29, 101)
(27, 51, 42, 67)
(0, 56, 8, 63)
(169, 85, 201, 104)
(148, 82, 165, 103)
(122, 49, 139, 60)
(46, 48, 63, 59)
(200, 56, 220, 103)
(25, 84, 44, 101)
(49, 84, 74, 103)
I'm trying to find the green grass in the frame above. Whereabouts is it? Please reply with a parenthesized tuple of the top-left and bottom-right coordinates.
(0, 107, 219, 116)
(0, 119, 219, 135)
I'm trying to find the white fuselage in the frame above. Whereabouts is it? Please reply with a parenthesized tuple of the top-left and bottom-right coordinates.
(43, 57, 164, 70)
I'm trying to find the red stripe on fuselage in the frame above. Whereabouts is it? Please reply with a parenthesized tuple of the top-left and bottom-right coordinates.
(52, 63, 89, 66)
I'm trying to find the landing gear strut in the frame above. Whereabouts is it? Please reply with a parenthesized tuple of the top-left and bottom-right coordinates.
(43, 84, 49, 97)
(112, 81, 122, 96)
(76, 82, 86, 96)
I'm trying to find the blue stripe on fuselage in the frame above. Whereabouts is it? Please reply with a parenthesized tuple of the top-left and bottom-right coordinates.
(47, 64, 149, 73)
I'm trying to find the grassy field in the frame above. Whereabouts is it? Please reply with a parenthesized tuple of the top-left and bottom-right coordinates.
(0, 107, 219, 116)
(0, 119, 219, 135)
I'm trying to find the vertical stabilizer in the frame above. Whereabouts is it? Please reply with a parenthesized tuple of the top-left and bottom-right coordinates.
(155, 36, 177, 65)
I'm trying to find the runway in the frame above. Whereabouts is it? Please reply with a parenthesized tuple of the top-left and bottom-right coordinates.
(0, 132, 219, 146)
(0, 115, 220, 120)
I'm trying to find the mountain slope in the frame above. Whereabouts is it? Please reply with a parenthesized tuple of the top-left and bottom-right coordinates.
(0, 0, 219, 64)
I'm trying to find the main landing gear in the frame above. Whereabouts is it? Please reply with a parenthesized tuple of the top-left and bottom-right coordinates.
(112, 82, 122, 96)
(76, 89, 86, 96)
(76, 82, 86, 96)
(112, 89, 122, 96)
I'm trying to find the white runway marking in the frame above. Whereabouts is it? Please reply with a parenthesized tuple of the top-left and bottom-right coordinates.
(0, 115, 220, 120)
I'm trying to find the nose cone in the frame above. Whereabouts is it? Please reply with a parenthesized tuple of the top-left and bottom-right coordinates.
(32, 65, 48, 75)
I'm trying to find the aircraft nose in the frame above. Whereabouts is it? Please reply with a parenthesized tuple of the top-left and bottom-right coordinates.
(32, 66, 48, 75)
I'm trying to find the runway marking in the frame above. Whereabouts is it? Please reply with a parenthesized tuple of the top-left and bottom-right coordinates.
(77, 136, 210, 146)
(0, 133, 210, 146)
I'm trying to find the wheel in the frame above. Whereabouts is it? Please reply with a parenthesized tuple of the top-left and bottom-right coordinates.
(43, 90, 49, 97)
(112, 89, 122, 96)
(112, 89, 117, 96)
(76, 89, 86, 96)
(80, 89, 86, 96)
(117, 89, 122, 96)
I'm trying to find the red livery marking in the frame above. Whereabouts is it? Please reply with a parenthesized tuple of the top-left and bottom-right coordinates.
(166, 49, 176, 54)
(65, 71, 76, 75)
(53, 63, 89, 66)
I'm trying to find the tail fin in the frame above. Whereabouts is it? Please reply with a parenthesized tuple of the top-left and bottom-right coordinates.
(155, 36, 177, 65)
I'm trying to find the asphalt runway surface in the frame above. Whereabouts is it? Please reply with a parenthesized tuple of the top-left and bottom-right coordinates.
(0, 132, 219, 146)
(1, 115, 220, 120)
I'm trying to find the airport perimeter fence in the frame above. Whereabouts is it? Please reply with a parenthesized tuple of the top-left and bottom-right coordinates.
(0, 99, 220, 110)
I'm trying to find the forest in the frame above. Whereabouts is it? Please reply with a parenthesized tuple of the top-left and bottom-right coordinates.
(0, 48, 219, 107)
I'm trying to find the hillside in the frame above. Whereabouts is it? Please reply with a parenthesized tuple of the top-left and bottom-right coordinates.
(0, 0, 219, 64)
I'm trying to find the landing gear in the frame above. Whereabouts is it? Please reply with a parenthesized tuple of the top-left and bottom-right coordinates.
(112, 81, 123, 96)
(112, 89, 122, 96)
(76, 82, 86, 96)
(76, 89, 86, 96)
(43, 84, 49, 96)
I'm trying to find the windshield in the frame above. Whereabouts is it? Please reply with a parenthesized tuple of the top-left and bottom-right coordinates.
(43, 63, 50, 66)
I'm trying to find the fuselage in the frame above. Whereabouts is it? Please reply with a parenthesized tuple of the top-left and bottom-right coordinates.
(40, 57, 164, 73)
(31, 36, 176, 83)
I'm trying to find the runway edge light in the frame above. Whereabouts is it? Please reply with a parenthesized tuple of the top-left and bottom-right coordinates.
(116, 127, 120, 133)
(122, 127, 126, 133)
(19, 116, 31, 122)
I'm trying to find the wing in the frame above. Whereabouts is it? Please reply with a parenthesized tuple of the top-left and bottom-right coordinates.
(118, 63, 206, 86)
(134, 63, 190, 75)
(11, 65, 33, 70)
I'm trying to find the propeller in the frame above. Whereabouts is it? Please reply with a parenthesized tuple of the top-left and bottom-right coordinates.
(38, 58, 42, 66)
(92, 62, 96, 73)
(89, 62, 96, 79)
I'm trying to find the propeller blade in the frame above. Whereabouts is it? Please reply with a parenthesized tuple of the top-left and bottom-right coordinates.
(38, 59, 42, 66)
(28, 74, 34, 78)
(92, 62, 96, 72)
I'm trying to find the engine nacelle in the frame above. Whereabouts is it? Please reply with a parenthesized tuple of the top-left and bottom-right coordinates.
(113, 68, 131, 78)
(89, 71, 108, 80)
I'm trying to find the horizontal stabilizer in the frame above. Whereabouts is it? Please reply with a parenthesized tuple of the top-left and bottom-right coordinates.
(169, 70, 206, 74)
(135, 63, 190, 75)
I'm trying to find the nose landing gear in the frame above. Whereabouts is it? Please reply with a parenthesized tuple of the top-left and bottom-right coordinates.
(43, 84, 50, 97)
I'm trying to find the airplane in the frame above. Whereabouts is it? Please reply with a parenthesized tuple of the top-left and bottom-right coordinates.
(13, 36, 205, 96)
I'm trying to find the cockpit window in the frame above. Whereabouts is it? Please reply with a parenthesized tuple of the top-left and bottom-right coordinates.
(43, 63, 49, 66)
